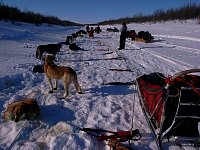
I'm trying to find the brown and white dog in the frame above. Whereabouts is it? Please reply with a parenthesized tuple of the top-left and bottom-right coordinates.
(4, 99, 40, 122)
(44, 55, 82, 98)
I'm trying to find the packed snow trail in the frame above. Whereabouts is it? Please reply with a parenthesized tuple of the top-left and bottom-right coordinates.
(1, 29, 155, 150)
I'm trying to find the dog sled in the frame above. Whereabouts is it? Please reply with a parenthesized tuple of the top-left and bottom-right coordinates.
(135, 31, 154, 43)
(136, 69, 200, 149)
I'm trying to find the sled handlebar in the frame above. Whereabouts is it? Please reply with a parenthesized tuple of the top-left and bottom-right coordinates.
(172, 69, 200, 80)
(165, 69, 200, 89)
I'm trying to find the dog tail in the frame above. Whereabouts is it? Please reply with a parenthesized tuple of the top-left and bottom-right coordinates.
(69, 68, 82, 94)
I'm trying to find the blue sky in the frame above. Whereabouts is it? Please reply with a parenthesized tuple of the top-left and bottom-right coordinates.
(2, 0, 200, 24)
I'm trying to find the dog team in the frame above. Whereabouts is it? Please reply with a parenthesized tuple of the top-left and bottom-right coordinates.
(3, 26, 102, 122)
(34, 26, 101, 99)
(35, 30, 83, 98)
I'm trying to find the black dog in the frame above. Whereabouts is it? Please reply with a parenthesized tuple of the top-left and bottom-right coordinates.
(76, 30, 87, 36)
(69, 43, 82, 51)
(35, 43, 62, 60)
(64, 36, 73, 45)
(33, 65, 44, 73)
(72, 33, 77, 40)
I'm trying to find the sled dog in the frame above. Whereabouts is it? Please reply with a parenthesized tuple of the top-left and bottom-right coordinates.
(36, 43, 62, 60)
(44, 55, 82, 98)
(69, 43, 82, 51)
(33, 64, 44, 73)
(4, 98, 40, 122)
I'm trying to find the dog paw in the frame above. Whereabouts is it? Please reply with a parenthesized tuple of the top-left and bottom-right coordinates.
(78, 91, 83, 94)
(49, 91, 53, 93)
(53, 88, 57, 90)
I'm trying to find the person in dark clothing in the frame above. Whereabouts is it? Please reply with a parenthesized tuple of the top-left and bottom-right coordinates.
(95, 25, 101, 34)
(86, 25, 90, 33)
(118, 22, 127, 50)
(88, 27, 94, 38)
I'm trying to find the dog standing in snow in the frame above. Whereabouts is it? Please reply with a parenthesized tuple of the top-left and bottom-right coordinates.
(44, 55, 82, 98)
(36, 43, 62, 60)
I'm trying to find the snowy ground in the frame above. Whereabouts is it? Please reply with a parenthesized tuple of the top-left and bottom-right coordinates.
(0, 20, 200, 150)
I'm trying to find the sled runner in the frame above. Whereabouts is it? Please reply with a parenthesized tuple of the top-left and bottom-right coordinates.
(136, 69, 200, 149)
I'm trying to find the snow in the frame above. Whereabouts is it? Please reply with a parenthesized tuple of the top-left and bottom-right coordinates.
(0, 20, 200, 150)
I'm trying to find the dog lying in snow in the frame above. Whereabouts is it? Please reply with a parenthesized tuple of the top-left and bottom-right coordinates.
(71, 33, 77, 40)
(69, 43, 82, 51)
(44, 55, 82, 98)
(3, 99, 40, 122)
(64, 36, 73, 45)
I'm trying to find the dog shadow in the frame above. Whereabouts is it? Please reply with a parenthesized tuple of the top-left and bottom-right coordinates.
(87, 85, 134, 96)
(38, 104, 75, 126)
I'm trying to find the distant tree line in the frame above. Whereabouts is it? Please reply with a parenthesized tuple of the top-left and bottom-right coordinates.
(0, 3, 81, 26)
(1, 2, 199, 26)
(98, 3, 200, 25)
